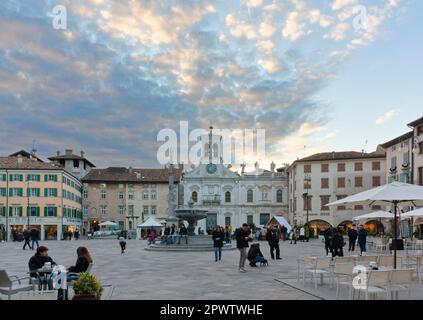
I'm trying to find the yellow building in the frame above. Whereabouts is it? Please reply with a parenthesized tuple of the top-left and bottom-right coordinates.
(0, 153, 83, 240)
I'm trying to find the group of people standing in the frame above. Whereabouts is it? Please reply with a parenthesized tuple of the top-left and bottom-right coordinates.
(22, 228, 40, 250)
(323, 225, 369, 257)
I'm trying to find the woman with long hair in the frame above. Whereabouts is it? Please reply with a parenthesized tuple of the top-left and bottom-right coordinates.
(67, 246, 93, 274)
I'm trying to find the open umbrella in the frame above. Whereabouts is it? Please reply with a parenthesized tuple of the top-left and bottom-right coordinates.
(353, 211, 395, 221)
(402, 208, 423, 219)
(328, 182, 423, 268)
(99, 221, 118, 227)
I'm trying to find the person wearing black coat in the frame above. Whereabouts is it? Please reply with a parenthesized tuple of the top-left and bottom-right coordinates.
(247, 243, 265, 267)
(323, 227, 333, 256)
(357, 226, 368, 256)
(28, 246, 56, 278)
(177, 224, 188, 245)
(212, 226, 225, 262)
(348, 227, 358, 252)
(30, 228, 39, 250)
(266, 226, 281, 260)
(236, 224, 252, 272)
(66, 247, 93, 283)
(22, 229, 32, 250)
(331, 229, 345, 257)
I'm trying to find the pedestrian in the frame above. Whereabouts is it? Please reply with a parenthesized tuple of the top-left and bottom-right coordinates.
(68, 230, 73, 241)
(177, 224, 188, 245)
(74, 228, 79, 240)
(332, 228, 345, 257)
(305, 225, 310, 242)
(212, 226, 224, 262)
(266, 226, 281, 260)
(299, 226, 305, 242)
(289, 228, 297, 244)
(164, 225, 171, 245)
(348, 226, 358, 252)
(357, 225, 368, 256)
(23, 229, 32, 250)
(12, 227, 17, 242)
(247, 243, 267, 267)
(323, 227, 333, 256)
(236, 224, 253, 273)
(255, 228, 261, 241)
(281, 225, 288, 241)
(119, 236, 127, 254)
(30, 228, 39, 250)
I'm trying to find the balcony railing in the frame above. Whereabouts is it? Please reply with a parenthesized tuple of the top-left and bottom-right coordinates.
(202, 195, 221, 205)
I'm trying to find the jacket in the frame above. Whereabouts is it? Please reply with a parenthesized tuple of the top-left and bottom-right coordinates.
(332, 234, 345, 249)
(179, 227, 188, 236)
(247, 244, 264, 261)
(212, 230, 225, 248)
(236, 228, 251, 249)
(358, 229, 368, 244)
(30, 229, 39, 240)
(323, 229, 333, 244)
(348, 229, 358, 241)
(23, 230, 31, 240)
(68, 256, 90, 273)
(28, 254, 56, 277)
(266, 230, 279, 245)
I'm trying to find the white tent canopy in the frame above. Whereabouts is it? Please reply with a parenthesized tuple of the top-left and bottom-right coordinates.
(99, 221, 117, 227)
(353, 211, 395, 221)
(269, 216, 293, 233)
(136, 217, 163, 228)
(402, 208, 423, 219)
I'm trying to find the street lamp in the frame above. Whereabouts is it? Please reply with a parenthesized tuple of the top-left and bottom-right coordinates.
(26, 180, 31, 229)
(303, 174, 311, 226)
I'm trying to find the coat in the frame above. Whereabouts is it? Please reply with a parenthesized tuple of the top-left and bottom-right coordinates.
(266, 230, 279, 245)
(236, 228, 251, 249)
(212, 230, 225, 248)
(28, 254, 56, 277)
(348, 229, 358, 241)
(358, 229, 368, 245)
(332, 234, 345, 249)
(68, 256, 90, 273)
(30, 229, 39, 240)
(247, 244, 264, 261)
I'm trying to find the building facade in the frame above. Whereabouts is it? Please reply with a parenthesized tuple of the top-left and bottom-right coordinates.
(81, 167, 182, 233)
(0, 154, 83, 240)
(408, 116, 423, 186)
(48, 149, 95, 180)
(288, 150, 387, 233)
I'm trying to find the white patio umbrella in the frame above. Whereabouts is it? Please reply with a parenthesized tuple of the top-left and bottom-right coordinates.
(328, 182, 423, 268)
(99, 221, 118, 227)
(353, 211, 395, 221)
(402, 208, 423, 219)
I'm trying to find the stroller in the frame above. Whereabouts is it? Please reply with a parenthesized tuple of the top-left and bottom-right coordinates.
(247, 243, 268, 267)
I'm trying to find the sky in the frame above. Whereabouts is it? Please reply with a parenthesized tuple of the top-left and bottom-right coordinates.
(0, 0, 422, 169)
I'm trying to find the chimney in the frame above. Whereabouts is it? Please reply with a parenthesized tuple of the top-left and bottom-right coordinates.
(56, 150, 60, 156)
(17, 154, 23, 164)
(65, 149, 73, 156)
(80, 150, 85, 158)
(31, 149, 37, 160)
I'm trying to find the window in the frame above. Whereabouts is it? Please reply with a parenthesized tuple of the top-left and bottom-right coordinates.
(372, 205, 382, 211)
(10, 174, 23, 182)
(100, 206, 107, 215)
(204, 143, 209, 157)
(143, 191, 149, 200)
(0, 207, 5, 217)
(9, 188, 23, 197)
(213, 143, 219, 157)
(11, 206, 22, 217)
(304, 165, 311, 173)
(44, 174, 57, 182)
(83, 189, 88, 199)
(372, 161, 381, 171)
(303, 196, 312, 211)
(208, 185, 214, 194)
(355, 205, 364, 210)
(293, 197, 297, 211)
(128, 205, 134, 216)
(321, 178, 329, 189)
(28, 206, 39, 217)
(403, 152, 410, 166)
(337, 163, 346, 172)
(44, 207, 57, 217)
(101, 190, 107, 200)
(44, 188, 57, 197)
(143, 206, 149, 215)
(338, 177, 346, 188)
(336, 195, 347, 210)
(400, 173, 408, 183)
(83, 207, 88, 216)
(391, 156, 397, 169)
(277, 190, 283, 203)
(128, 184, 134, 189)
(119, 206, 125, 215)
(151, 206, 157, 215)
(0, 188, 6, 197)
(73, 160, 79, 168)
(320, 196, 330, 211)
(262, 189, 268, 201)
(354, 162, 363, 171)
(418, 167, 423, 186)
(260, 213, 270, 225)
(321, 164, 329, 173)
(191, 191, 198, 202)
(26, 174, 40, 182)
(419, 142, 423, 155)
(151, 191, 157, 200)
(247, 190, 253, 203)
(355, 177, 363, 188)
(128, 191, 134, 200)
(373, 176, 381, 187)
(225, 191, 231, 203)
(150, 184, 156, 189)
(247, 215, 254, 225)
(304, 179, 311, 189)
(0, 174, 6, 182)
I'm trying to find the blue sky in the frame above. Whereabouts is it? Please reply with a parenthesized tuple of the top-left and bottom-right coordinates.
(0, 0, 421, 168)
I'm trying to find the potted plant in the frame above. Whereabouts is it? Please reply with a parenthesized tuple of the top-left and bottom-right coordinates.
(72, 272, 103, 300)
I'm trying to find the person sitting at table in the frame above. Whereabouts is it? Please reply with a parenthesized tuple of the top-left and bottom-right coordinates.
(28, 246, 57, 276)
(66, 246, 93, 282)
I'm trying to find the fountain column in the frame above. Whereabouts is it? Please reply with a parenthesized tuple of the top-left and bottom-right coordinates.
(167, 163, 177, 226)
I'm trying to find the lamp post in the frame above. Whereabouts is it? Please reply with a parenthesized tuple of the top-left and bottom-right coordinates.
(26, 180, 30, 229)
(303, 174, 311, 226)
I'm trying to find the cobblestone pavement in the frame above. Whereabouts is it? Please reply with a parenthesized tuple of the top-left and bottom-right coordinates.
(2, 238, 420, 300)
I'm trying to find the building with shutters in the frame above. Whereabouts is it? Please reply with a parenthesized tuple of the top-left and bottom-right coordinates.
(0, 153, 83, 240)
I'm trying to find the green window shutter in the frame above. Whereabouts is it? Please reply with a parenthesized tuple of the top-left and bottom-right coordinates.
(36, 189, 40, 197)
(44, 188, 48, 197)
(27, 188, 30, 197)
(44, 175, 48, 182)
(26, 175, 29, 181)
(9, 189, 13, 197)
(1, 207, 5, 217)
(44, 207, 47, 217)
(18, 188, 23, 197)
(37, 207, 40, 217)
(2, 174, 5, 181)
(19, 207, 23, 217)
(54, 207, 57, 217)
(53, 189, 57, 197)
(9, 175, 13, 182)
(54, 175, 58, 182)
(9, 207, 13, 217)
(20, 175, 23, 181)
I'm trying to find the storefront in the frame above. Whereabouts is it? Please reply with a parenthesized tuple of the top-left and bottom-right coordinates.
(338, 221, 353, 233)
(44, 225, 58, 240)
(364, 220, 385, 235)
(308, 220, 332, 236)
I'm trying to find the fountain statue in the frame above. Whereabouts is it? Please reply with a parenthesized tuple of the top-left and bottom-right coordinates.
(175, 198, 208, 236)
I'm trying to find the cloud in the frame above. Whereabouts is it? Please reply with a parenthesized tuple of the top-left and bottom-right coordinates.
(332, 0, 358, 11)
(376, 110, 397, 125)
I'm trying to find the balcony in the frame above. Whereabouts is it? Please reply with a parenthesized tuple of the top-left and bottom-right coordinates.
(202, 195, 221, 205)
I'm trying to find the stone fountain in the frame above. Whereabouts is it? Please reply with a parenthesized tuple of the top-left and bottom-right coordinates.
(175, 199, 208, 236)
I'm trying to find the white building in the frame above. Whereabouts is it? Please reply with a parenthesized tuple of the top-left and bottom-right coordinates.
(288, 150, 386, 234)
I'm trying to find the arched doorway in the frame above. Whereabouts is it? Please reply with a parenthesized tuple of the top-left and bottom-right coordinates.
(364, 220, 385, 235)
(308, 220, 332, 237)
(338, 221, 353, 234)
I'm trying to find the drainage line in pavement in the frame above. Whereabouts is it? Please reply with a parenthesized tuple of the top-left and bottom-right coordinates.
(274, 279, 325, 300)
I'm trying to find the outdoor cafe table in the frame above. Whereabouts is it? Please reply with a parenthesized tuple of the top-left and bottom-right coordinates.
(29, 265, 68, 295)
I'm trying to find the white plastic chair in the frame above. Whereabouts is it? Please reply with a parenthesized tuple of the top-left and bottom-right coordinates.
(374, 238, 388, 252)
(333, 262, 355, 300)
(356, 270, 390, 300)
(402, 254, 423, 284)
(389, 269, 414, 300)
(378, 256, 395, 268)
(303, 257, 333, 289)
(414, 240, 423, 251)
(0, 270, 33, 300)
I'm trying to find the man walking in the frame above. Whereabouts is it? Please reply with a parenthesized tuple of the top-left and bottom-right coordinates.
(358, 225, 368, 256)
(323, 227, 333, 257)
(266, 226, 281, 260)
(348, 226, 358, 252)
(30, 228, 39, 250)
(23, 229, 32, 250)
(236, 224, 252, 273)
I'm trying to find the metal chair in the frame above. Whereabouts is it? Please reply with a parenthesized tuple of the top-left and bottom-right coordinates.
(378, 256, 395, 268)
(303, 257, 333, 289)
(0, 270, 33, 300)
(356, 270, 391, 300)
(333, 262, 355, 300)
(388, 269, 414, 300)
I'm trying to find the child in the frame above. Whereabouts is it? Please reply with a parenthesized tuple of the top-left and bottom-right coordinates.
(119, 236, 126, 254)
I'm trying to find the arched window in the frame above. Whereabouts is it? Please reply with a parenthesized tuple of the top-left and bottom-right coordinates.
(213, 143, 219, 157)
(192, 191, 198, 203)
(277, 189, 283, 203)
(247, 190, 253, 203)
(225, 191, 231, 203)
(204, 143, 209, 157)
(262, 188, 268, 201)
